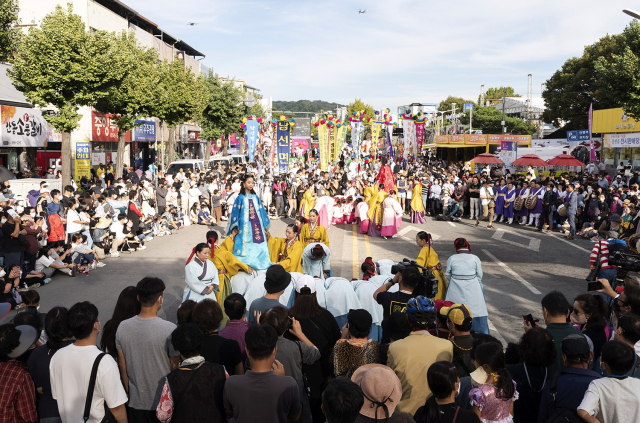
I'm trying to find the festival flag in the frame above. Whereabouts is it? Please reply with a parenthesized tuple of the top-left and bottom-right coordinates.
(402, 119, 416, 158)
(415, 121, 425, 155)
(588, 103, 596, 163)
(318, 124, 329, 171)
(329, 126, 336, 164)
(351, 122, 363, 159)
(335, 125, 347, 160)
(245, 120, 259, 162)
(371, 122, 381, 159)
(386, 125, 394, 159)
(276, 121, 291, 173)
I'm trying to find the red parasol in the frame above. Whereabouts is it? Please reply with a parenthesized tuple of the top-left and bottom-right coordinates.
(470, 153, 504, 164)
(547, 154, 585, 167)
(511, 154, 548, 167)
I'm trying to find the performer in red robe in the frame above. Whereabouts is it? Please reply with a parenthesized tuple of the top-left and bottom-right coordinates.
(375, 158, 396, 193)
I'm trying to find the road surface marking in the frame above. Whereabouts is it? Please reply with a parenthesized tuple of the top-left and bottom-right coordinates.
(492, 229, 541, 252)
(447, 221, 456, 227)
(352, 225, 359, 280)
(398, 226, 413, 236)
(487, 318, 508, 347)
(482, 249, 541, 295)
(364, 234, 372, 258)
(545, 232, 591, 253)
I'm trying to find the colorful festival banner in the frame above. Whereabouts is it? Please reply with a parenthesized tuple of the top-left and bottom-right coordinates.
(371, 122, 382, 157)
(318, 124, 329, 171)
(414, 121, 425, 153)
(276, 121, 291, 173)
(499, 141, 518, 166)
(351, 122, 363, 159)
(335, 125, 347, 161)
(245, 120, 259, 163)
(329, 127, 336, 164)
(402, 119, 416, 158)
(74, 142, 91, 184)
(268, 132, 276, 168)
(588, 103, 596, 162)
(386, 125, 394, 159)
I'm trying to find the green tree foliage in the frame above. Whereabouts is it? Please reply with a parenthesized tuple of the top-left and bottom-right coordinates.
(153, 59, 200, 168)
(93, 32, 158, 178)
(482, 87, 520, 104)
(9, 4, 127, 184)
(543, 34, 620, 127)
(459, 106, 536, 135)
(0, 0, 20, 62)
(248, 102, 265, 118)
(347, 98, 374, 123)
(438, 96, 475, 114)
(273, 99, 345, 113)
(595, 21, 640, 121)
(197, 71, 245, 158)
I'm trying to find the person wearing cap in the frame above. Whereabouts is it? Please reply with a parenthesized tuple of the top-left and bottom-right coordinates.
(333, 309, 380, 379)
(0, 323, 39, 421)
(247, 264, 291, 324)
(475, 180, 495, 230)
(387, 296, 453, 414)
(430, 300, 454, 340)
(577, 340, 640, 423)
(443, 304, 476, 378)
(349, 363, 414, 423)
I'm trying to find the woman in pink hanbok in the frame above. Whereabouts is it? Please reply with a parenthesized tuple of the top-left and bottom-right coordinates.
(355, 198, 370, 234)
(381, 192, 404, 238)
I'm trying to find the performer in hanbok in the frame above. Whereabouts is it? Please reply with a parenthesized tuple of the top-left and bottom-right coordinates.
(375, 157, 396, 193)
(183, 243, 220, 302)
(268, 223, 303, 273)
(299, 209, 330, 246)
(343, 196, 356, 224)
(381, 192, 403, 238)
(332, 196, 344, 225)
(299, 188, 316, 219)
(205, 230, 251, 307)
(502, 182, 517, 224)
(410, 180, 426, 224)
(517, 181, 531, 225)
(301, 243, 331, 278)
(415, 231, 447, 301)
(367, 184, 388, 237)
(356, 198, 370, 234)
(493, 179, 507, 223)
(527, 181, 546, 227)
(314, 194, 333, 228)
(227, 174, 272, 270)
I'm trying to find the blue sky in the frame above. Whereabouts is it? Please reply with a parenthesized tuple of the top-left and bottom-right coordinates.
(126, 0, 633, 109)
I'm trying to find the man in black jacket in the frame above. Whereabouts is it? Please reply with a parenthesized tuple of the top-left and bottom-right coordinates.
(156, 182, 168, 215)
(538, 182, 558, 232)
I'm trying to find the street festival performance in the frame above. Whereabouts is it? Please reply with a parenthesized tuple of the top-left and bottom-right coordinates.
(7, 5, 640, 423)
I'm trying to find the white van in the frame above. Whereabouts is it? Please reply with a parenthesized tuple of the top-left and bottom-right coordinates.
(209, 156, 232, 168)
(229, 154, 248, 164)
(165, 159, 205, 175)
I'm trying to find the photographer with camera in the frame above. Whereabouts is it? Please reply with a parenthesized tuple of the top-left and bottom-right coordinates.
(444, 238, 489, 334)
(373, 266, 420, 320)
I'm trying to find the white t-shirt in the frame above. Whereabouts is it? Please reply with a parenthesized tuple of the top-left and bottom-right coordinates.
(578, 376, 640, 422)
(50, 344, 127, 423)
(480, 186, 494, 206)
(110, 221, 125, 242)
(35, 255, 54, 272)
(66, 209, 83, 234)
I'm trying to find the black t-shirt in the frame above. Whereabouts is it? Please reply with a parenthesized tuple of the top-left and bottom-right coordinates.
(468, 183, 480, 198)
(2, 221, 24, 253)
(414, 402, 480, 423)
(376, 291, 416, 319)
(201, 332, 242, 375)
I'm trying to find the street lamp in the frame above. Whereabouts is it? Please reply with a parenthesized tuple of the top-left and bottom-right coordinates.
(623, 8, 640, 19)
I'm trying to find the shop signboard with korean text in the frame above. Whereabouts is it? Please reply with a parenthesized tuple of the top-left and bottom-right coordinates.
(1, 106, 47, 147)
(188, 131, 200, 142)
(606, 133, 640, 148)
(91, 111, 130, 142)
(74, 142, 91, 184)
(593, 108, 638, 133)
(132, 120, 156, 142)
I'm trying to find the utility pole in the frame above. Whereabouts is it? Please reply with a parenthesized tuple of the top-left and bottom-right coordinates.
(480, 85, 485, 106)
(501, 87, 506, 134)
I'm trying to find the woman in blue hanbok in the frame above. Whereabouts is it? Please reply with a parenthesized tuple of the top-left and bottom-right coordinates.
(183, 243, 220, 302)
(227, 174, 272, 270)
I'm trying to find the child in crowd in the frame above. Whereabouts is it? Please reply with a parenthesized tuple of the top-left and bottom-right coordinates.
(210, 190, 222, 224)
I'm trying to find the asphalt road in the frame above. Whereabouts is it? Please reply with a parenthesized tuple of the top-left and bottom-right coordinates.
(20, 214, 591, 345)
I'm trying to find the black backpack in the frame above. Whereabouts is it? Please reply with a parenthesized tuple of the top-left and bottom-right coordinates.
(544, 375, 584, 423)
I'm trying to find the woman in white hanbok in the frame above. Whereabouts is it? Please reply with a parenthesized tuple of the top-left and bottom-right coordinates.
(183, 243, 220, 302)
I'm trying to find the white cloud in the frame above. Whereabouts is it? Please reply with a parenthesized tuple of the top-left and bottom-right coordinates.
(124, 0, 633, 108)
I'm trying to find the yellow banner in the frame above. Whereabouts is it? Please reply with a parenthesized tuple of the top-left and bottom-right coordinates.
(318, 124, 329, 171)
(449, 135, 464, 144)
(371, 122, 381, 158)
(334, 125, 346, 161)
(329, 127, 336, 164)
(593, 108, 638, 133)
(464, 134, 486, 145)
(74, 142, 91, 184)
(435, 135, 449, 144)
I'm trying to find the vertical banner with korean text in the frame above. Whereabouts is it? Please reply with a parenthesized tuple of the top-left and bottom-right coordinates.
(329, 126, 336, 164)
(74, 142, 91, 184)
(276, 122, 290, 173)
(318, 124, 329, 171)
(415, 121, 425, 155)
(245, 120, 259, 163)
(335, 125, 347, 161)
(371, 122, 381, 158)
(588, 103, 596, 162)
(351, 122, 362, 159)
(386, 125, 394, 159)
(402, 119, 416, 158)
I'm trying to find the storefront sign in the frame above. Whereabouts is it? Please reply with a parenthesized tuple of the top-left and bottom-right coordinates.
(464, 134, 486, 145)
(1, 106, 47, 147)
(487, 134, 531, 146)
(91, 111, 130, 142)
(435, 135, 449, 144)
(132, 120, 156, 142)
(593, 108, 639, 133)
(567, 130, 590, 142)
(607, 133, 640, 148)
(449, 135, 464, 144)
(188, 131, 200, 142)
(74, 142, 91, 184)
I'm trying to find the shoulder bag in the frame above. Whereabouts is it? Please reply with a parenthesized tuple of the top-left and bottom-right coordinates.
(295, 341, 312, 398)
(84, 353, 115, 423)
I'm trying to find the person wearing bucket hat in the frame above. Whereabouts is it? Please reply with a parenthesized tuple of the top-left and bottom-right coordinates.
(388, 296, 453, 415)
(247, 264, 291, 324)
(0, 324, 39, 420)
(350, 364, 408, 422)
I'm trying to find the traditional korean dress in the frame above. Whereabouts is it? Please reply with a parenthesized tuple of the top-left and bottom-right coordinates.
(299, 189, 316, 218)
(227, 192, 272, 270)
(210, 237, 250, 306)
(367, 190, 387, 237)
(410, 183, 426, 224)
(517, 188, 531, 218)
(381, 197, 403, 237)
(495, 185, 507, 215)
(268, 236, 303, 273)
(503, 188, 516, 219)
(356, 201, 370, 234)
(299, 222, 330, 246)
(416, 245, 447, 300)
(183, 257, 220, 302)
(530, 187, 545, 217)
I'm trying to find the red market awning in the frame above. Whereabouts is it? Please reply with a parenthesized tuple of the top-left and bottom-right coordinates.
(470, 153, 504, 164)
(512, 154, 548, 167)
(547, 154, 585, 167)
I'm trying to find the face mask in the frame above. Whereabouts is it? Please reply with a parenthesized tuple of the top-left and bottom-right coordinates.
(470, 366, 487, 387)
(1, 218, 5, 224)
(0, 269, 6, 278)
(30, 213, 36, 218)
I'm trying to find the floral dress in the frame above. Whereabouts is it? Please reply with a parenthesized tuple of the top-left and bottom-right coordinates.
(469, 382, 518, 423)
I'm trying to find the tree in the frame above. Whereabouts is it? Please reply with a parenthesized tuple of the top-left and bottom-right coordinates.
(248, 102, 265, 118)
(595, 21, 640, 121)
(438, 96, 475, 114)
(347, 99, 374, 123)
(153, 59, 200, 168)
(93, 32, 158, 178)
(9, 4, 126, 185)
(481, 87, 520, 104)
(196, 71, 244, 158)
(459, 106, 536, 135)
(0, 0, 20, 62)
(543, 34, 620, 127)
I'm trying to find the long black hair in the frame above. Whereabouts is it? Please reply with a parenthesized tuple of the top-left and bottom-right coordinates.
(240, 174, 256, 196)
(421, 361, 459, 423)
(474, 342, 515, 400)
(100, 286, 141, 357)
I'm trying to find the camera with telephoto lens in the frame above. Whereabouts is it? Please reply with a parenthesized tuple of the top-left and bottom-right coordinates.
(391, 259, 439, 298)
(609, 251, 640, 272)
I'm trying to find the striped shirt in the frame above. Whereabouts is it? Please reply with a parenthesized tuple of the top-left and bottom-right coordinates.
(590, 240, 614, 270)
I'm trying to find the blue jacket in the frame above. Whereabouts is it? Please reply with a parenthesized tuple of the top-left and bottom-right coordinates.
(537, 367, 601, 423)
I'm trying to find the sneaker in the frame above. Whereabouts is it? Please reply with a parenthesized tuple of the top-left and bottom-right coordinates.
(43, 278, 52, 284)
(90, 262, 97, 270)
(96, 262, 106, 268)
(147, 237, 153, 241)
(110, 252, 120, 258)
(221, 216, 228, 221)
(14, 303, 26, 311)
(28, 283, 41, 290)
(138, 245, 146, 250)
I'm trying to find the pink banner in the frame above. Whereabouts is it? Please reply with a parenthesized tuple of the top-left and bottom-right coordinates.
(268, 133, 276, 168)
(588, 103, 596, 162)
(415, 122, 425, 153)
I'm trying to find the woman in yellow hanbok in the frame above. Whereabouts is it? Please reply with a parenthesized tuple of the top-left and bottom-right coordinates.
(367, 184, 388, 237)
(299, 188, 317, 219)
(268, 224, 303, 273)
(415, 231, 447, 300)
(410, 180, 426, 224)
(299, 209, 330, 246)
